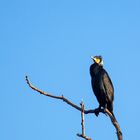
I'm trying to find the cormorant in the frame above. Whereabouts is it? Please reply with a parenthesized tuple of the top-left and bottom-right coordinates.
(90, 55, 115, 117)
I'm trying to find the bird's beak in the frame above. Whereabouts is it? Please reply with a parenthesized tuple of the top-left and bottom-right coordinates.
(91, 56, 94, 60)
(91, 56, 95, 61)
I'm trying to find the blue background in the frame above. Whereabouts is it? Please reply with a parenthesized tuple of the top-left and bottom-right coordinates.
(1, 0, 140, 139)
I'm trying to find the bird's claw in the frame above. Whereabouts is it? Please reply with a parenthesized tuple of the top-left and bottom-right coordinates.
(94, 108, 100, 117)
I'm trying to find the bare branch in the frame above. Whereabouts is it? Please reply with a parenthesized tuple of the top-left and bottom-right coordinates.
(105, 109, 123, 140)
(77, 102, 92, 140)
(77, 134, 92, 140)
(81, 102, 85, 136)
(25, 76, 98, 114)
(25, 76, 122, 140)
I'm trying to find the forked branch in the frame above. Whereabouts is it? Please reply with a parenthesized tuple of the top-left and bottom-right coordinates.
(25, 76, 122, 140)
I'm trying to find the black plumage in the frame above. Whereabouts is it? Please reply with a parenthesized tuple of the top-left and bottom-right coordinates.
(90, 56, 114, 116)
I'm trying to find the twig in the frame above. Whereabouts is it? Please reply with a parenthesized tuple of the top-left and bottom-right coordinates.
(81, 102, 85, 136)
(77, 134, 92, 140)
(25, 76, 99, 114)
(77, 102, 92, 140)
(25, 76, 122, 140)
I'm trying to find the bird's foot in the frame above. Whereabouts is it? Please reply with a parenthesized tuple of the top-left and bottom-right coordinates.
(94, 108, 100, 117)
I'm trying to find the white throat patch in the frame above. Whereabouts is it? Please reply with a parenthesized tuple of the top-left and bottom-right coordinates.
(100, 60, 104, 66)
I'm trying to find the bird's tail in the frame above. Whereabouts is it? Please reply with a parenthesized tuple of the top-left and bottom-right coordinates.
(107, 103, 116, 120)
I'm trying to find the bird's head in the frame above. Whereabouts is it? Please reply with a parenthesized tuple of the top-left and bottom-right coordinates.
(91, 55, 103, 66)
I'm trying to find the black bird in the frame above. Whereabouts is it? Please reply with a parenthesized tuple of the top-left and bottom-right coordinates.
(90, 55, 115, 117)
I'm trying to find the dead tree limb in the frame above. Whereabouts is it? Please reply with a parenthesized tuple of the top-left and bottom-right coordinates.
(25, 76, 100, 114)
(77, 102, 92, 140)
(25, 76, 122, 140)
(105, 109, 122, 140)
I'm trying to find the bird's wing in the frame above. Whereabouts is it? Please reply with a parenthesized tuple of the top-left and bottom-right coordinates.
(102, 71, 114, 102)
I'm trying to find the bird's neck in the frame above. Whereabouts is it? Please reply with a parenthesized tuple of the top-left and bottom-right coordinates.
(90, 63, 103, 77)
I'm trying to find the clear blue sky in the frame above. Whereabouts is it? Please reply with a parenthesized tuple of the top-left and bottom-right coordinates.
(1, 0, 140, 140)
